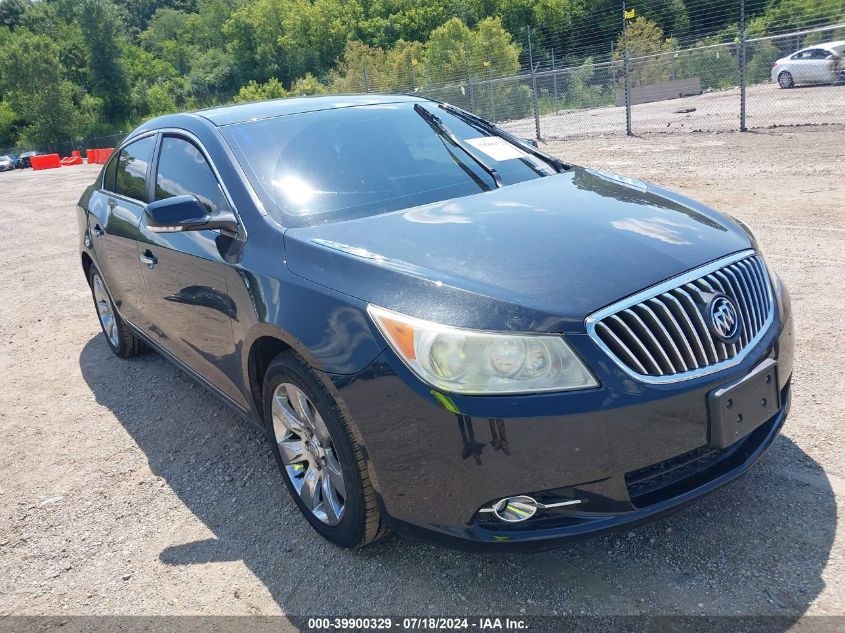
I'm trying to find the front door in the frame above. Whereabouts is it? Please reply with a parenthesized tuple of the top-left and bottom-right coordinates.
(136, 134, 246, 409)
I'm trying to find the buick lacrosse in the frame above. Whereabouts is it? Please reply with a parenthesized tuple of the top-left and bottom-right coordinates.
(78, 95, 793, 549)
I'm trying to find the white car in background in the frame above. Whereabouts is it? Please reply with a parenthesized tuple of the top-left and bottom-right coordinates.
(772, 41, 845, 88)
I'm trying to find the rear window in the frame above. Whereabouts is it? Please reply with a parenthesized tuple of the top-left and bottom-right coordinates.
(221, 102, 554, 227)
(103, 154, 118, 191)
(114, 136, 156, 202)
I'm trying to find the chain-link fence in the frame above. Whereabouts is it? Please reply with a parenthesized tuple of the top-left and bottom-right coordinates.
(0, 132, 126, 161)
(413, 22, 845, 140)
(333, 15, 844, 142)
(3, 1, 843, 155)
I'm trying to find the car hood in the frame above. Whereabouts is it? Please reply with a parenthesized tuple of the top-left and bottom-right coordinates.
(284, 167, 752, 332)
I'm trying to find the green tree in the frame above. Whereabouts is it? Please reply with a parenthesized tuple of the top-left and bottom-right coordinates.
(424, 16, 519, 82)
(0, 33, 88, 145)
(614, 16, 678, 86)
(328, 40, 388, 91)
(423, 16, 473, 83)
(755, 0, 845, 34)
(746, 40, 781, 85)
(233, 77, 289, 102)
(290, 72, 328, 95)
(79, 0, 131, 123)
(225, 0, 361, 85)
(189, 48, 237, 104)
(0, 99, 19, 147)
(123, 44, 185, 119)
(0, 0, 28, 29)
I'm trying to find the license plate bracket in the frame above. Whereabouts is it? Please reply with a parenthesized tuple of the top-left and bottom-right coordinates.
(707, 359, 779, 449)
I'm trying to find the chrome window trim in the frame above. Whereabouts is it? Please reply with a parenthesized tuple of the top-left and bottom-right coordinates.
(101, 127, 248, 239)
(585, 249, 776, 384)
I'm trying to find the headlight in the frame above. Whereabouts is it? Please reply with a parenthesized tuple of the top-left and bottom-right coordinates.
(368, 305, 598, 395)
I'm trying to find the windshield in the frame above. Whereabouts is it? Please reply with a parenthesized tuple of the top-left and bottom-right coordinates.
(221, 101, 556, 227)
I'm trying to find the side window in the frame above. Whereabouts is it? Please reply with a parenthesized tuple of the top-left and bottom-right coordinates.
(102, 154, 118, 192)
(155, 136, 229, 215)
(812, 49, 832, 59)
(114, 136, 156, 202)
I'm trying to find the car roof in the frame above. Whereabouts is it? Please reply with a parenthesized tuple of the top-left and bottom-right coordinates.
(795, 40, 845, 54)
(194, 93, 425, 127)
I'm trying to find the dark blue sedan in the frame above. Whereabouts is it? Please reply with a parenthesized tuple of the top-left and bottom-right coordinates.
(77, 95, 793, 549)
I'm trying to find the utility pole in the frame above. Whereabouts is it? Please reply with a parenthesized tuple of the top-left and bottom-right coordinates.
(622, 0, 633, 136)
(463, 46, 475, 111)
(527, 25, 541, 140)
(486, 57, 496, 121)
(409, 57, 417, 92)
(739, 0, 747, 131)
(551, 48, 558, 104)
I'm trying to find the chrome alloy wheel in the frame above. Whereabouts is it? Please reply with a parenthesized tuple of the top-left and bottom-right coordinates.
(92, 273, 119, 348)
(272, 383, 347, 525)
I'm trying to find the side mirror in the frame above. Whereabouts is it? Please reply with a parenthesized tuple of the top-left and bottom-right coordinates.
(146, 195, 238, 235)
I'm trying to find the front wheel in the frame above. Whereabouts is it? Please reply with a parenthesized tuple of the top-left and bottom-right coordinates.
(263, 351, 386, 547)
(778, 71, 794, 88)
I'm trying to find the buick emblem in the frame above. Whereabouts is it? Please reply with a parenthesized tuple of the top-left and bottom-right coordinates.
(707, 294, 741, 343)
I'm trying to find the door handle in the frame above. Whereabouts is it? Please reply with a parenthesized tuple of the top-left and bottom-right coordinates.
(90, 225, 104, 238)
(107, 199, 117, 210)
(139, 250, 157, 269)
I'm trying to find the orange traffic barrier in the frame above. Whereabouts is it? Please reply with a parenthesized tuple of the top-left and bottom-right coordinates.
(97, 148, 114, 164)
(30, 154, 62, 170)
(86, 149, 97, 164)
(61, 156, 83, 166)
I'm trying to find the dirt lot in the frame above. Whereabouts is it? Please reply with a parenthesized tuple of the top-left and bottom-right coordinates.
(0, 127, 843, 624)
(503, 82, 845, 138)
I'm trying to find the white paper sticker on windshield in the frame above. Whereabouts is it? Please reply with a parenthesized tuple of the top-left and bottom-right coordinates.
(465, 137, 529, 161)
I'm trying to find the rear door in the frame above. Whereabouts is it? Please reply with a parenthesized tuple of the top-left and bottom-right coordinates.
(136, 134, 246, 408)
(86, 135, 157, 327)
(810, 48, 837, 83)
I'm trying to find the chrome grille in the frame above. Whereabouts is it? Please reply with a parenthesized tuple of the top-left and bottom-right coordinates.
(586, 251, 774, 383)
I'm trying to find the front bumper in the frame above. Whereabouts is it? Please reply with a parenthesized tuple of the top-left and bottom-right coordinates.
(331, 293, 794, 550)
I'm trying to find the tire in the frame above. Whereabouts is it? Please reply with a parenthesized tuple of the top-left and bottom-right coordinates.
(87, 265, 147, 358)
(778, 71, 794, 88)
(263, 350, 385, 547)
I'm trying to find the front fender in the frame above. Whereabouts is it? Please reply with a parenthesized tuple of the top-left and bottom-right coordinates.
(228, 264, 386, 418)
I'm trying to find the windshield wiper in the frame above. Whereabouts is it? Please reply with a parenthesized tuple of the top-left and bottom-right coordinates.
(413, 103, 503, 188)
(436, 102, 570, 173)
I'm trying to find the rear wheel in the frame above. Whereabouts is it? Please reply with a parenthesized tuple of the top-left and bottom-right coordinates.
(263, 351, 385, 547)
(87, 266, 146, 358)
(778, 71, 794, 88)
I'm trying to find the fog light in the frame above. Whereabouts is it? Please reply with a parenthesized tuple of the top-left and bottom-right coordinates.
(479, 495, 584, 523)
(493, 496, 538, 522)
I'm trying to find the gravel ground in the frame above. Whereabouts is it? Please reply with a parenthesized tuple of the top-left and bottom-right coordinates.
(502, 82, 845, 138)
(0, 127, 843, 624)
